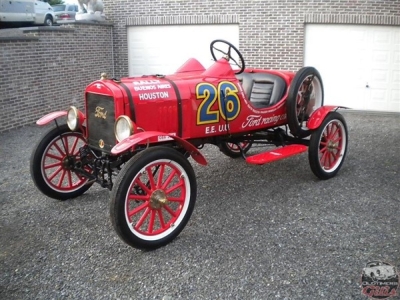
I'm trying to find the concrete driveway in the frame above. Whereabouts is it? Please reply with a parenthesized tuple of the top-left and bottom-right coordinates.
(0, 110, 399, 299)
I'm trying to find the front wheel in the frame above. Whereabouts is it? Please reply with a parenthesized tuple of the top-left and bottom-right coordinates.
(30, 124, 93, 200)
(110, 146, 197, 250)
(308, 112, 348, 179)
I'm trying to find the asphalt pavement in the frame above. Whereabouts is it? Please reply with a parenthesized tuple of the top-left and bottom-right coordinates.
(0, 110, 399, 300)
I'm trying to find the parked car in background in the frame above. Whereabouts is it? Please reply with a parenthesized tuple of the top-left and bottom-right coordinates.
(52, 4, 78, 23)
(0, 0, 56, 27)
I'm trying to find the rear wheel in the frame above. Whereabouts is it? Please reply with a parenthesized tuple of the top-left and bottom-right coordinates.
(30, 124, 93, 200)
(287, 67, 324, 137)
(220, 141, 252, 158)
(308, 112, 348, 179)
(110, 147, 197, 250)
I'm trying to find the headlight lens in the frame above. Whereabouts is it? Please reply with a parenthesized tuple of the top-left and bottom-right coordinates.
(67, 106, 79, 131)
(114, 115, 133, 142)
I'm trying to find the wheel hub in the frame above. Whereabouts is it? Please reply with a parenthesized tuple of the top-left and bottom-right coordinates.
(150, 189, 168, 209)
(62, 156, 75, 170)
(327, 140, 339, 152)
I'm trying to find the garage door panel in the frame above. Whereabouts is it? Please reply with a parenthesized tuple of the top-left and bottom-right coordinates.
(394, 50, 400, 65)
(391, 68, 400, 111)
(305, 24, 400, 112)
(373, 51, 390, 66)
(346, 88, 367, 109)
(371, 89, 387, 104)
(393, 69, 400, 83)
(371, 69, 390, 87)
(128, 24, 239, 76)
(372, 30, 391, 47)
(390, 90, 400, 111)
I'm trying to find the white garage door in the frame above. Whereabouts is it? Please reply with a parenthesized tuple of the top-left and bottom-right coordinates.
(128, 24, 239, 76)
(305, 24, 400, 112)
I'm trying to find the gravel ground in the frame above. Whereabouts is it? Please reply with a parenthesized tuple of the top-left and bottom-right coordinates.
(0, 110, 399, 300)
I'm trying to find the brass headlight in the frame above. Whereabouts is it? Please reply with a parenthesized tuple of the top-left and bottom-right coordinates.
(114, 115, 134, 142)
(67, 106, 79, 131)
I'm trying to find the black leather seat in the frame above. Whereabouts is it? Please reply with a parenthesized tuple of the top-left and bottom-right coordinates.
(236, 72, 286, 108)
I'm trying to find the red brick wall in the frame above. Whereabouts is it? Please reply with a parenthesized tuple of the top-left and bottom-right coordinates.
(0, 24, 113, 132)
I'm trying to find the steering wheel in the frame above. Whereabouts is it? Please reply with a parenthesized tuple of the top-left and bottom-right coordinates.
(210, 39, 245, 74)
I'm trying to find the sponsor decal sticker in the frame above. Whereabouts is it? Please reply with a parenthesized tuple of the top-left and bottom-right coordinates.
(241, 114, 286, 129)
(138, 92, 169, 100)
(132, 80, 161, 85)
(133, 80, 172, 101)
(157, 133, 176, 142)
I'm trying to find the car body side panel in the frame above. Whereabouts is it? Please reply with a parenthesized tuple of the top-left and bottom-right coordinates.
(120, 78, 183, 137)
(0, 0, 54, 24)
(184, 71, 291, 139)
(103, 66, 295, 141)
(0, 0, 34, 22)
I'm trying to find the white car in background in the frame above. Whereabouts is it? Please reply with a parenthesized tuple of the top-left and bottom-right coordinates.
(363, 261, 397, 281)
(52, 4, 78, 23)
(0, 0, 56, 26)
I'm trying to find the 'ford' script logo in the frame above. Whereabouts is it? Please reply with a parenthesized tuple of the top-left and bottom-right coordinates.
(95, 106, 107, 119)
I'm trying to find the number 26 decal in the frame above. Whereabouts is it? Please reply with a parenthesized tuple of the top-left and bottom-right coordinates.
(196, 81, 241, 125)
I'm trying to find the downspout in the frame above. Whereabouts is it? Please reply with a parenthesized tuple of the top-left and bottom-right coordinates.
(111, 25, 115, 78)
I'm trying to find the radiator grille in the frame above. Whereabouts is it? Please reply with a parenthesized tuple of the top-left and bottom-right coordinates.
(86, 93, 116, 152)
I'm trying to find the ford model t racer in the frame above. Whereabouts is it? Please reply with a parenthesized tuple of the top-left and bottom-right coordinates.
(31, 40, 348, 250)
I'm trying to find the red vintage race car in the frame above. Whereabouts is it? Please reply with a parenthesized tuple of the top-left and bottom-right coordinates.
(31, 40, 348, 250)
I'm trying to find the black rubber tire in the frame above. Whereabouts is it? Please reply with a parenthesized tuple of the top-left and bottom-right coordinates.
(219, 141, 252, 158)
(308, 112, 348, 180)
(44, 16, 53, 26)
(287, 67, 324, 137)
(30, 124, 93, 200)
(110, 146, 197, 250)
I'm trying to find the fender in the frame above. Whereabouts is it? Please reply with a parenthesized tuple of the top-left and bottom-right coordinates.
(111, 131, 208, 166)
(307, 106, 345, 130)
(36, 111, 67, 126)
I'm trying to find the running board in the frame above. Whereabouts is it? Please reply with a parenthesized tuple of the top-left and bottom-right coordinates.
(245, 144, 308, 165)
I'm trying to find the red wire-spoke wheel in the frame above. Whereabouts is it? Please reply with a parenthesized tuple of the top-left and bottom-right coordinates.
(308, 112, 348, 179)
(219, 141, 253, 158)
(30, 124, 93, 200)
(287, 67, 324, 137)
(110, 146, 197, 250)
